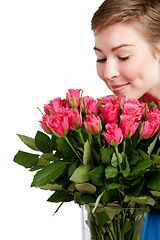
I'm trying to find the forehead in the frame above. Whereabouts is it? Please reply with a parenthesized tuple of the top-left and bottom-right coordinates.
(94, 22, 147, 49)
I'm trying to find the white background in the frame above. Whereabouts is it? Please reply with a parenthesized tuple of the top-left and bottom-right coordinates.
(0, 1, 111, 239)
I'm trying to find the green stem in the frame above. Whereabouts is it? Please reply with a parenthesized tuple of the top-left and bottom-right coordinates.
(117, 218, 122, 240)
(121, 210, 126, 240)
(64, 136, 82, 162)
(135, 136, 142, 148)
(77, 129, 85, 144)
(97, 134, 102, 148)
(100, 233, 104, 240)
(123, 138, 126, 153)
(109, 221, 117, 240)
(115, 145, 122, 171)
(62, 188, 74, 196)
(106, 226, 114, 240)
(157, 147, 160, 155)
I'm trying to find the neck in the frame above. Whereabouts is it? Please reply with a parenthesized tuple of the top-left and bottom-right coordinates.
(139, 93, 160, 109)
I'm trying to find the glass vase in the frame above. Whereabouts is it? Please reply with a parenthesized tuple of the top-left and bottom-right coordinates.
(81, 204, 146, 240)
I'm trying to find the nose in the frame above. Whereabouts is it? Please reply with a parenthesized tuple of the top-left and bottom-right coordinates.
(104, 60, 119, 81)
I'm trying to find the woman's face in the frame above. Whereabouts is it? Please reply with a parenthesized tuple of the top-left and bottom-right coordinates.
(94, 22, 160, 99)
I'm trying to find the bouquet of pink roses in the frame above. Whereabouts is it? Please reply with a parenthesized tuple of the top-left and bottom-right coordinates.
(14, 89, 160, 240)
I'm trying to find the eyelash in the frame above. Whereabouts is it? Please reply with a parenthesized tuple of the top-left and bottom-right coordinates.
(118, 56, 130, 61)
(97, 56, 130, 63)
(97, 58, 106, 63)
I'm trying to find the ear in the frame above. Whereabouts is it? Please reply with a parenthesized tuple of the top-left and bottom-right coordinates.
(155, 44, 160, 62)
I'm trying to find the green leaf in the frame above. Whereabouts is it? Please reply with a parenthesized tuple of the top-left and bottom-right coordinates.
(32, 153, 58, 170)
(123, 219, 132, 233)
(131, 177, 142, 187)
(147, 172, 160, 191)
(31, 161, 66, 187)
(17, 134, 39, 151)
(128, 160, 153, 179)
(101, 190, 111, 204)
(81, 194, 96, 204)
(62, 139, 75, 160)
(130, 196, 155, 206)
(68, 182, 76, 192)
(74, 192, 85, 205)
(68, 162, 77, 177)
(92, 191, 105, 213)
(76, 183, 96, 194)
(14, 151, 39, 168)
(41, 153, 59, 162)
(83, 140, 92, 165)
(104, 203, 121, 220)
(152, 155, 160, 164)
(133, 177, 145, 196)
(111, 152, 122, 167)
(120, 153, 130, 177)
(138, 149, 150, 161)
(150, 191, 160, 197)
(53, 202, 63, 216)
(94, 211, 109, 226)
(147, 132, 160, 155)
(47, 190, 74, 203)
(129, 157, 140, 167)
(38, 183, 62, 191)
(56, 137, 64, 152)
(124, 195, 155, 206)
(89, 165, 104, 186)
(35, 156, 50, 167)
(105, 166, 118, 179)
(70, 164, 91, 183)
(101, 147, 114, 166)
(149, 101, 158, 110)
(50, 135, 58, 150)
(35, 131, 52, 153)
(106, 183, 121, 189)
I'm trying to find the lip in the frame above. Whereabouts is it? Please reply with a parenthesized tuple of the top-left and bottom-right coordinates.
(111, 83, 130, 93)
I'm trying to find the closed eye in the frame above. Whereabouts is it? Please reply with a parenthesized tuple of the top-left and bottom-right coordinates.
(97, 58, 107, 63)
(118, 56, 130, 61)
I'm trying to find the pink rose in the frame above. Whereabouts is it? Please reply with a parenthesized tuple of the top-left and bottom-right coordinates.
(57, 107, 71, 117)
(147, 109, 160, 126)
(150, 108, 160, 114)
(68, 108, 82, 129)
(83, 114, 102, 134)
(81, 96, 98, 114)
(140, 108, 160, 138)
(40, 114, 69, 136)
(140, 121, 159, 138)
(56, 107, 82, 130)
(100, 102, 119, 123)
(121, 101, 145, 121)
(97, 95, 117, 105)
(118, 95, 127, 106)
(66, 89, 81, 108)
(119, 115, 139, 138)
(97, 95, 126, 106)
(44, 97, 65, 115)
(102, 123, 123, 145)
(39, 115, 53, 133)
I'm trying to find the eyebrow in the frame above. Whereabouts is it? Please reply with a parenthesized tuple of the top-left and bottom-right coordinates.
(94, 44, 134, 52)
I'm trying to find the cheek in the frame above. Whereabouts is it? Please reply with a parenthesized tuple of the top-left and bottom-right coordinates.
(121, 63, 141, 81)
(122, 56, 151, 81)
(97, 64, 112, 90)
(97, 64, 105, 81)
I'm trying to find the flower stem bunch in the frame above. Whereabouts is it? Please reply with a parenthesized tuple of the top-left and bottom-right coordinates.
(14, 89, 160, 216)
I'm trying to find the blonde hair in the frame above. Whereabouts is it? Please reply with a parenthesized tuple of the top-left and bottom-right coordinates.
(91, 0, 160, 52)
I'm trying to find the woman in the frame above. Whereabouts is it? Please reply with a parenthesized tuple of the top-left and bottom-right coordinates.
(92, 0, 160, 108)
(91, 0, 160, 239)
